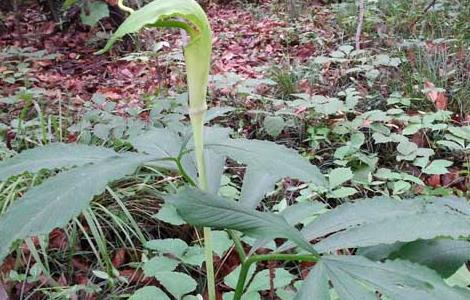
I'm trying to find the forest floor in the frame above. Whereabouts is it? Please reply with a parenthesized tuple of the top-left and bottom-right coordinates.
(0, 0, 469, 299)
(1, 1, 335, 115)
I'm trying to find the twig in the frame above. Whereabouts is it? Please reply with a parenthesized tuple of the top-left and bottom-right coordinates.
(423, 0, 438, 13)
(355, 0, 365, 50)
(409, 0, 438, 29)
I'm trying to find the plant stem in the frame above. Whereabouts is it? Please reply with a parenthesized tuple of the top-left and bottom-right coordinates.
(204, 227, 216, 299)
(175, 157, 197, 187)
(233, 254, 320, 300)
(191, 113, 208, 190)
(228, 230, 246, 262)
(190, 111, 216, 300)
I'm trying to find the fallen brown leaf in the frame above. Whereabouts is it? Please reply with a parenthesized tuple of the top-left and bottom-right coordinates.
(424, 81, 448, 110)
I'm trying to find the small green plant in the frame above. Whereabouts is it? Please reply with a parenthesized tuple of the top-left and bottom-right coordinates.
(1, 1, 470, 299)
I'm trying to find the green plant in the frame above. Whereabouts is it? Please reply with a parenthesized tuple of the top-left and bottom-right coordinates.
(1, 1, 470, 300)
(0, 47, 58, 87)
(270, 66, 299, 99)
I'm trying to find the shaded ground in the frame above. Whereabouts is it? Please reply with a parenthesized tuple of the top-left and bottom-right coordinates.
(0, 1, 336, 113)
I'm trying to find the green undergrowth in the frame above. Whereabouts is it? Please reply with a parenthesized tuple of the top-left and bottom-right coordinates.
(0, 0, 469, 299)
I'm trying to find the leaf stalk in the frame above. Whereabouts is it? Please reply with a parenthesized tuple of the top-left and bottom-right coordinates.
(233, 254, 320, 300)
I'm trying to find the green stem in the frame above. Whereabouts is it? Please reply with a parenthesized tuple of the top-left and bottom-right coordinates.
(228, 230, 246, 262)
(190, 111, 216, 300)
(190, 113, 208, 190)
(175, 158, 197, 187)
(204, 227, 215, 299)
(233, 254, 320, 300)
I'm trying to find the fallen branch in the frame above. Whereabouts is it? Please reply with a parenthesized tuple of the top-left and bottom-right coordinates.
(355, 0, 365, 50)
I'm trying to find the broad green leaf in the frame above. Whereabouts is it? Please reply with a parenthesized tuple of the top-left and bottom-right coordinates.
(360, 239, 470, 278)
(145, 238, 189, 258)
(263, 116, 285, 137)
(280, 197, 470, 252)
(180, 245, 205, 266)
(246, 268, 295, 293)
(204, 106, 235, 123)
(145, 238, 204, 266)
(357, 243, 404, 261)
(92, 123, 112, 140)
(325, 259, 377, 300)
(199, 127, 231, 193)
(397, 140, 418, 155)
(129, 286, 170, 300)
(143, 256, 179, 276)
(295, 262, 330, 300)
(131, 126, 229, 193)
(156, 272, 197, 299)
(392, 180, 411, 195)
(142, 253, 197, 298)
(80, 1, 110, 26)
(239, 169, 277, 209)
(166, 188, 316, 253)
(328, 167, 353, 189)
(279, 197, 418, 251)
(153, 204, 186, 225)
(129, 127, 185, 172)
(204, 147, 227, 194)
(448, 126, 470, 140)
(437, 140, 464, 151)
(0, 154, 149, 261)
(315, 208, 470, 253)
(312, 97, 344, 115)
(224, 264, 257, 290)
(0, 143, 117, 181)
(350, 132, 365, 148)
(129, 128, 181, 159)
(446, 265, 470, 288)
(328, 187, 357, 198)
(208, 138, 326, 208)
(323, 255, 470, 300)
(280, 202, 326, 225)
(391, 240, 470, 278)
(211, 230, 233, 257)
(422, 159, 453, 175)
